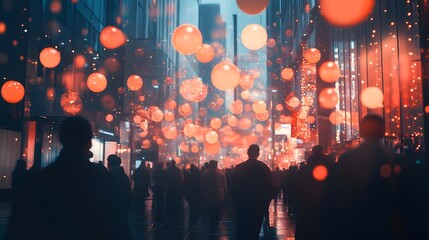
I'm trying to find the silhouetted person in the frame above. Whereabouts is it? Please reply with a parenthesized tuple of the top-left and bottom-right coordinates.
(328, 114, 395, 240)
(107, 155, 132, 240)
(185, 164, 201, 222)
(165, 160, 184, 217)
(11, 159, 28, 201)
(132, 162, 151, 211)
(152, 162, 166, 215)
(6, 116, 120, 240)
(295, 145, 332, 240)
(285, 166, 298, 215)
(233, 145, 274, 240)
(201, 160, 227, 232)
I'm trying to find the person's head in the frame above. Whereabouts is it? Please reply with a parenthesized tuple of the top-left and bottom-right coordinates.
(170, 160, 176, 166)
(247, 144, 260, 159)
(360, 114, 385, 141)
(59, 116, 93, 153)
(209, 160, 218, 169)
(107, 154, 121, 169)
(311, 145, 324, 156)
(15, 159, 26, 170)
(190, 163, 197, 171)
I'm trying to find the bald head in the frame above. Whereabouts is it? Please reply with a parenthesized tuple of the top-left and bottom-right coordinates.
(360, 114, 385, 141)
(247, 144, 260, 159)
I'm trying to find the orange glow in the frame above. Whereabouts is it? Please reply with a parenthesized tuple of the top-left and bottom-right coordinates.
(184, 123, 197, 138)
(1, 80, 25, 103)
(180, 78, 208, 102)
(87, 73, 107, 93)
(99, 26, 126, 49)
(304, 48, 321, 64)
(74, 54, 86, 69)
(255, 110, 269, 121)
(60, 92, 82, 115)
(142, 139, 151, 149)
(211, 61, 240, 91)
(281, 68, 294, 81)
(105, 114, 114, 122)
(319, 61, 340, 83)
(196, 44, 215, 63)
(162, 125, 178, 140)
(239, 117, 252, 130)
(313, 165, 328, 181)
(46, 87, 55, 101)
(275, 104, 284, 111)
(267, 38, 276, 48)
(229, 100, 243, 114)
(148, 106, 163, 122)
(39, 47, 61, 68)
(241, 24, 268, 50)
(204, 141, 221, 155)
(236, 0, 270, 15)
(127, 75, 143, 91)
(227, 116, 239, 127)
(319, 88, 339, 109)
(210, 118, 222, 130)
(191, 144, 199, 153)
(164, 111, 175, 122)
(329, 111, 345, 125)
(172, 24, 202, 55)
(156, 138, 164, 145)
(0, 22, 6, 34)
(425, 106, 429, 114)
(252, 100, 267, 114)
(307, 115, 316, 124)
(320, 0, 375, 27)
(361, 87, 384, 109)
(178, 103, 192, 117)
(380, 164, 392, 178)
(50, 0, 62, 13)
(133, 115, 142, 124)
(205, 130, 219, 144)
(239, 74, 254, 89)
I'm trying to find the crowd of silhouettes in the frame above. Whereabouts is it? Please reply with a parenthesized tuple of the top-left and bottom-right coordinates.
(5, 114, 429, 240)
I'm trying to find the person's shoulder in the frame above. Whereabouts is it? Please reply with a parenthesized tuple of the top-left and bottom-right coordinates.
(256, 160, 270, 170)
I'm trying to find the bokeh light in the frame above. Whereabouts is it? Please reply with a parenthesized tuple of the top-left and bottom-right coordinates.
(127, 75, 143, 91)
(39, 47, 61, 68)
(1, 80, 25, 103)
(361, 87, 384, 109)
(87, 73, 107, 93)
(319, 61, 341, 83)
(241, 24, 268, 50)
(236, 0, 270, 15)
(211, 61, 240, 91)
(172, 24, 202, 55)
(99, 26, 126, 49)
(320, 0, 375, 27)
(319, 88, 339, 109)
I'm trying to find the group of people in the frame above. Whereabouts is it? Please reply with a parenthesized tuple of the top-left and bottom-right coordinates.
(5, 116, 275, 240)
(4, 114, 429, 239)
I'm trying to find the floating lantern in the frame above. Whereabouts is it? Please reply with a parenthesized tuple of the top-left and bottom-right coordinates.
(211, 61, 240, 91)
(127, 75, 143, 91)
(329, 111, 345, 125)
(162, 125, 178, 140)
(39, 47, 61, 68)
(204, 141, 221, 155)
(320, 0, 375, 27)
(87, 73, 107, 93)
(239, 74, 254, 89)
(60, 92, 82, 115)
(252, 100, 267, 114)
(210, 118, 222, 130)
(288, 97, 300, 108)
(205, 130, 219, 144)
(179, 141, 189, 152)
(236, 0, 270, 15)
(281, 68, 294, 81)
(319, 61, 341, 83)
(178, 103, 192, 117)
(191, 144, 199, 153)
(99, 26, 126, 49)
(164, 111, 175, 122)
(227, 116, 239, 127)
(172, 24, 202, 55)
(313, 165, 328, 181)
(74, 54, 86, 69)
(148, 106, 163, 122)
(304, 48, 321, 63)
(196, 44, 215, 63)
(180, 78, 208, 102)
(184, 123, 198, 138)
(239, 117, 252, 130)
(229, 100, 244, 114)
(255, 110, 269, 121)
(1, 80, 25, 103)
(105, 114, 113, 122)
(319, 88, 339, 109)
(241, 24, 267, 50)
(361, 87, 383, 109)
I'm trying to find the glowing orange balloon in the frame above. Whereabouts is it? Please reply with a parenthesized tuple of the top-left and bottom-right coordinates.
(0, 22, 6, 34)
(178, 103, 192, 117)
(74, 54, 86, 69)
(211, 61, 240, 91)
(172, 24, 202, 55)
(267, 38, 276, 48)
(99, 26, 126, 49)
(184, 123, 198, 138)
(191, 144, 199, 153)
(281, 68, 294, 81)
(255, 110, 269, 121)
(320, 0, 375, 27)
(304, 48, 321, 63)
(239, 117, 252, 130)
(288, 97, 300, 108)
(134, 115, 142, 124)
(307, 115, 316, 124)
(313, 165, 328, 181)
(204, 141, 221, 155)
(241, 90, 250, 100)
(229, 100, 243, 114)
(156, 138, 164, 145)
(105, 114, 114, 122)
(319, 88, 339, 109)
(227, 116, 239, 127)
(39, 47, 61, 68)
(361, 87, 383, 109)
(1, 80, 25, 103)
(319, 61, 341, 83)
(162, 125, 178, 140)
(179, 141, 189, 152)
(210, 118, 222, 130)
(252, 100, 267, 114)
(329, 111, 345, 125)
(142, 139, 151, 149)
(205, 130, 219, 144)
(127, 75, 143, 91)
(241, 24, 268, 50)
(87, 73, 107, 93)
(239, 74, 255, 89)
(148, 106, 163, 122)
(164, 111, 175, 122)
(275, 104, 284, 111)
(236, 0, 270, 15)
(196, 44, 215, 63)
(60, 92, 82, 115)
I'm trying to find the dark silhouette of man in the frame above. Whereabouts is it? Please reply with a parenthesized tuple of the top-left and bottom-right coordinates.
(107, 154, 132, 240)
(328, 114, 395, 240)
(165, 160, 184, 217)
(132, 161, 151, 211)
(295, 145, 333, 240)
(233, 144, 274, 240)
(152, 162, 167, 216)
(201, 160, 227, 232)
(185, 163, 201, 222)
(6, 116, 121, 240)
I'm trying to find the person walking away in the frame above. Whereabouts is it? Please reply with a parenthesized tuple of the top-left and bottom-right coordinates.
(201, 160, 227, 232)
(232, 144, 275, 240)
